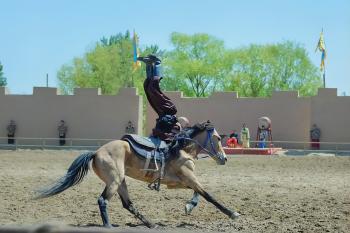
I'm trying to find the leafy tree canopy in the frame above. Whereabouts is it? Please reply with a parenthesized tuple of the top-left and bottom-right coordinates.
(0, 61, 7, 87)
(225, 41, 322, 97)
(162, 32, 232, 97)
(57, 32, 321, 97)
(57, 31, 159, 95)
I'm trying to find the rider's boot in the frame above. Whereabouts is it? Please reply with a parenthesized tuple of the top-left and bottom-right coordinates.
(137, 55, 162, 79)
(137, 54, 161, 64)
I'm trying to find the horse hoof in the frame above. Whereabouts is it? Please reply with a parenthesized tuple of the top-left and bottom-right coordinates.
(185, 204, 193, 215)
(147, 223, 157, 229)
(230, 211, 241, 219)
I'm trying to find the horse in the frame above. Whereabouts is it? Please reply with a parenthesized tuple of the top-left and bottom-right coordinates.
(36, 121, 241, 228)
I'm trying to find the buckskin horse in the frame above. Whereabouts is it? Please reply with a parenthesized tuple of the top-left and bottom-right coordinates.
(36, 121, 240, 228)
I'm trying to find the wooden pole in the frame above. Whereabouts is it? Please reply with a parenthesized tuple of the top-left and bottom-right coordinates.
(323, 68, 326, 88)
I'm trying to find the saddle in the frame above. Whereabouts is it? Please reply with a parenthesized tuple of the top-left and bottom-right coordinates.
(121, 134, 169, 162)
(121, 134, 171, 191)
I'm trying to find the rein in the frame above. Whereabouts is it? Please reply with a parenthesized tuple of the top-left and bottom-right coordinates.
(174, 128, 219, 159)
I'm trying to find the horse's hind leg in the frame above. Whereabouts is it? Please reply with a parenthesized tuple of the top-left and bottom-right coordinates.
(117, 179, 155, 228)
(185, 191, 200, 215)
(97, 181, 119, 228)
(93, 150, 122, 228)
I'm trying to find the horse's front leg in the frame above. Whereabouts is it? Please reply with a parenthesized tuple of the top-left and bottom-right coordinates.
(198, 187, 240, 219)
(178, 161, 240, 219)
(185, 191, 200, 215)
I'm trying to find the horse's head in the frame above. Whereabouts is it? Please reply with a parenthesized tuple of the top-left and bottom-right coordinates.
(180, 121, 227, 165)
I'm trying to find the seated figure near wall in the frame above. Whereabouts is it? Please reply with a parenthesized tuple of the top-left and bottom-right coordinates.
(226, 131, 239, 148)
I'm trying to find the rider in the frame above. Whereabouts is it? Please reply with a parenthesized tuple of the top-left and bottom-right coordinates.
(137, 55, 181, 143)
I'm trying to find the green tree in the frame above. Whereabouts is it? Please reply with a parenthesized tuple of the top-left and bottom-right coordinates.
(140, 44, 165, 57)
(57, 32, 321, 98)
(225, 41, 322, 97)
(163, 32, 232, 97)
(57, 31, 147, 94)
(100, 31, 130, 47)
(0, 62, 7, 86)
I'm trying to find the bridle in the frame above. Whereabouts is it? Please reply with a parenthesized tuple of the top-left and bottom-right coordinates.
(174, 128, 226, 163)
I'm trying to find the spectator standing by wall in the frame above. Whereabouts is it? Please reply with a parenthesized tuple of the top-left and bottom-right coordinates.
(58, 120, 68, 146)
(310, 124, 321, 149)
(241, 123, 250, 148)
(125, 121, 135, 134)
(7, 120, 16, 144)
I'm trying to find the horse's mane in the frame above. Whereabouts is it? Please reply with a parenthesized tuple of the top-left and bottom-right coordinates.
(169, 121, 214, 154)
(170, 121, 214, 154)
(183, 121, 214, 138)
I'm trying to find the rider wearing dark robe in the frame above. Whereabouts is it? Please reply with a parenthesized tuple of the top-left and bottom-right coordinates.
(137, 55, 180, 142)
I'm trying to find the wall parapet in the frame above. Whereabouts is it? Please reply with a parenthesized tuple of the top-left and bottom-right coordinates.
(74, 88, 101, 96)
(272, 90, 299, 99)
(0, 87, 140, 97)
(317, 88, 337, 97)
(1, 87, 344, 98)
(117, 87, 138, 96)
(0, 86, 143, 141)
(33, 87, 60, 96)
(210, 91, 238, 99)
(0, 87, 10, 95)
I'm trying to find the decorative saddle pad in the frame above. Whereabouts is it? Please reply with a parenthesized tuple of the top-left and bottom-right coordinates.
(121, 134, 169, 162)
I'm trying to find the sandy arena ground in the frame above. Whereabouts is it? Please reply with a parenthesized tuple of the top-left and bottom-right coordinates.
(0, 150, 349, 233)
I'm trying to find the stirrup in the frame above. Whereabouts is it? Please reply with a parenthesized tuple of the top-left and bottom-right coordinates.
(148, 178, 161, 191)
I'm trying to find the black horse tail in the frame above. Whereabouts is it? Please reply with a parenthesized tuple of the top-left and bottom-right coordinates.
(35, 151, 95, 199)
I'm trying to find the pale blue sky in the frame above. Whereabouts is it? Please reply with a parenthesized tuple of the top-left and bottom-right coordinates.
(1, 0, 349, 95)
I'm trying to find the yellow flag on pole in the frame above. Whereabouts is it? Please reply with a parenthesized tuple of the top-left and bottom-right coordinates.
(132, 30, 141, 70)
(315, 30, 326, 71)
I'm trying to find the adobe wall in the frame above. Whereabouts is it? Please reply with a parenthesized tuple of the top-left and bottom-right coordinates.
(0, 86, 349, 149)
(146, 88, 350, 149)
(0, 87, 142, 145)
(311, 89, 350, 148)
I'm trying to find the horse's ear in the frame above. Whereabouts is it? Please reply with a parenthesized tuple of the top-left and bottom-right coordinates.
(193, 123, 205, 131)
(194, 123, 201, 130)
(204, 120, 214, 130)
